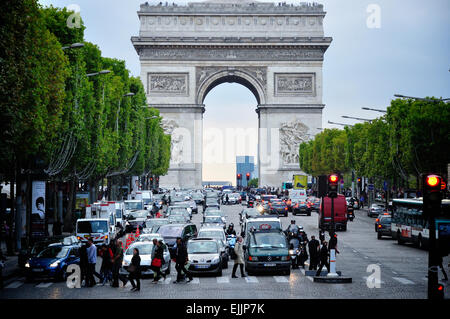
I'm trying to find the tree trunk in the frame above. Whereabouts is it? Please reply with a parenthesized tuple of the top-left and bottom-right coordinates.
(63, 179, 76, 233)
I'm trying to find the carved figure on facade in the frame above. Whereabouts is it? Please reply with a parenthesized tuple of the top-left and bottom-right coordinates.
(149, 74, 187, 94)
(279, 120, 309, 165)
(161, 119, 184, 164)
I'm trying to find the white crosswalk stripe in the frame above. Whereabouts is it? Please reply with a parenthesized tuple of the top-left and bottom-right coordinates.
(273, 276, 289, 283)
(163, 277, 172, 284)
(392, 277, 415, 285)
(5, 281, 24, 289)
(217, 277, 230, 284)
(36, 282, 53, 288)
(190, 278, 200, 284)
(244, 276, 259, 283)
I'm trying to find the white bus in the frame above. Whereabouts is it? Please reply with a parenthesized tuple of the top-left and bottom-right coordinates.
(391, 198, 450, 252)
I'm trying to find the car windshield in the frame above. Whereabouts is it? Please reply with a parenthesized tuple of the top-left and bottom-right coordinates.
(115, 209, 122, 219)
(173, 202, 190, 208)
(145, 219, 169, 228)
(158, 225, 183, 237)
(169, 208, 188, 215)
(250, 233, 287, 248)
(188, 241, 218, 254)
(198, 230, 224, 240)
(127, 211, 148, 219)
(247, 221, 281, 231)
(126, 244, 153, 255)
(204, 217, 223, 224)
(205, 210, 222, 216)
(77, 220, 108, 233)
(381, 217, 392, 224)
(37, 246, 70, 259)
(142, 198, 152, 205)
(124, 201, 143, 210)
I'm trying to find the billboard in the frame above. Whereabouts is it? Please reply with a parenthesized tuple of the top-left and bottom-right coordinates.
(31, 181, 46, 238)
(293, 175, 308, 190)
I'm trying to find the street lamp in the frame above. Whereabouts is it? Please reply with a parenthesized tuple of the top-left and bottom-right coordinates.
(145, 116, 159, 120)
(341, 115, 374, 122)
(327, 120, 354, 127)
(86, 70, 111, 77)
(62, 42, 84, 50)
(394, 94, 450, 103)
(362, 107, 387, 113)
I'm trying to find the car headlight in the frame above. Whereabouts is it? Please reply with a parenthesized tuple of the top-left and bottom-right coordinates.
(50, 261, 60, 268)
(25, 262, 30, 268)
(289, 250, 294, 255)
(212, 257, 220, 264)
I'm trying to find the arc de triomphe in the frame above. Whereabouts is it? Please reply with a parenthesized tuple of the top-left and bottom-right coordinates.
(132, 0, 332, 188)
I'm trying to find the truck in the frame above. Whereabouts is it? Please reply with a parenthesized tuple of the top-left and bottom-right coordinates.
(76, 202, 118, 245)
(318, 194, 348, 231)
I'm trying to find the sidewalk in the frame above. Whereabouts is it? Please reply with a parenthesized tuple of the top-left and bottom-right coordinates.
(1, 241, 20, 282)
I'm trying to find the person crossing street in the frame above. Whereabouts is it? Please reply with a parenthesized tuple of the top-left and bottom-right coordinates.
(232, 236, 246, 278)
(315, 241, 330, 276)
(173, 237, 193, 283)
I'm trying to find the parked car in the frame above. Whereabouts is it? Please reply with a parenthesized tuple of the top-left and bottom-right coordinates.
(186, 238, 223, 276)
(25, 243, 80, 282)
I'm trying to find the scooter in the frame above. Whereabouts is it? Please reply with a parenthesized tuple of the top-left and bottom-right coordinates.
(347, 208, 355, 221)
(289, 235, 300, 269)
(226, 235, 237, 259)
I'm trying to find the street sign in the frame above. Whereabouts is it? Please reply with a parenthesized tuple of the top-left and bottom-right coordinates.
(368, 184, 374, 191)
(383, 181, 388, 191)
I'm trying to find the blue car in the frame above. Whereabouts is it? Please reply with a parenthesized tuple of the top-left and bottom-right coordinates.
(25, 243, 80, 281)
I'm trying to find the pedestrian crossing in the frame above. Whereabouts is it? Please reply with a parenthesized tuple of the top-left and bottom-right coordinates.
(3, 274, 426, 289)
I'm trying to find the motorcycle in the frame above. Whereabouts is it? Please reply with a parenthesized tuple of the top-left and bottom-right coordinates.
(288, 234, 300, 269)
(347, 207, 355, 221)
(226, 235, 237, 259)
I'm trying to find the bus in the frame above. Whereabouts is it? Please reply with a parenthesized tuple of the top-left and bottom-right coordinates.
(282, 181, 293, 190)
(391, 198, 450, 253)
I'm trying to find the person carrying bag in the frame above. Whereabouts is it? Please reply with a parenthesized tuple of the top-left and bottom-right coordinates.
(151, 240, 166, 283)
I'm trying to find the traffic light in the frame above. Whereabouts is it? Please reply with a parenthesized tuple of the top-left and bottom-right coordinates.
(327, 174, 339, 198)
(437, 284, 444, 299)
(237, 174, 242, 180)
(422, 174, 443, 217)
(246, 173, 250, 181)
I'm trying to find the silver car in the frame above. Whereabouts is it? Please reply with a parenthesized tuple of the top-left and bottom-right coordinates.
(187, 238, 223, 276)
(121, 241, 171, 277)
(197, 227, 229, 269)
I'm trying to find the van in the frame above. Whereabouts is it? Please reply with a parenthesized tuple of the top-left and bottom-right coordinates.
(76, 218, 115, 246)
(318, 194, 348, 231)
(289, 189, 307, 204)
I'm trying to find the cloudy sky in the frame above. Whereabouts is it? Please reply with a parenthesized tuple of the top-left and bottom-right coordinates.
(39, 0, 450, 184)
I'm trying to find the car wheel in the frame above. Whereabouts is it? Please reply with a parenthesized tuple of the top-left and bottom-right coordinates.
(284, 269, 291, 276)
(377, 232, 382, 239)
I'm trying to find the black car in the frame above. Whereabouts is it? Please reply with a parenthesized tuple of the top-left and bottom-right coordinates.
(292, 200, 311, 216)
(157, 223, 198, 258)
(376, 215, 392, 239)
(269, 200, 289, 217)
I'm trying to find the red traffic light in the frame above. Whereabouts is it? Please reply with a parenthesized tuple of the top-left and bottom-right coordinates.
(246, 173, 250, 177)
(426, 175, 440, 187)
(329, 174, 339, 183)
(441, 181, 447, 191)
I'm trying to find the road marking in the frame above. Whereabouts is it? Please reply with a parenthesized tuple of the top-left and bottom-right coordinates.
(273, 276, 289, 283)
(392, 277, 415, 285)
(190, 278, 200, 284)
(163, 277, 172, 284)
(245, 276, 259, 283)
(363, 276, 384, 284)
(36, 282, 53, 288)
(392, 271, 397, 274)
(217, 277, 230, 284)
(5, 281, 23, 289)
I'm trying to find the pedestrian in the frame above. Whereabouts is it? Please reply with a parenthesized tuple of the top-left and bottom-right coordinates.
(151, 203, 159, 218)
(100, 244, 113, 285)
(232, 236, 246, 278)
(122, 248, 141, 291)
(151, 240, 167, 283)
(173, 237, 193, 283)
(86, 238, 98, 287)
(299, 243, 308, 269)
(308, 235, 320, 270)
(79, 242, 89, 287)
(225, 194, 229, 205)
(111, 240, 124, 288)
(438, 255, 448, 281)
(0, 247, 6, 289)
(319, 230, 325, 244)
(328, 232, 339, 254)
(360, 195, 365, 209)
(315, 241, 330, 276)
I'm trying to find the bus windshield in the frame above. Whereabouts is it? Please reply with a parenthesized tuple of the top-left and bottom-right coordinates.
(77, 220, 108, 233)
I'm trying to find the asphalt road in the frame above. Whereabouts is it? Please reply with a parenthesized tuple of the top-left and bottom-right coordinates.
(1, 203, 448, 299)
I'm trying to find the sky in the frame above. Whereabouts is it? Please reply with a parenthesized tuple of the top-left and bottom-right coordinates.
(39, 0, 450, 184)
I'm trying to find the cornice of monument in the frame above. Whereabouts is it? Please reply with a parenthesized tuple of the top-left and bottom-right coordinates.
(138, 1, 326, 15)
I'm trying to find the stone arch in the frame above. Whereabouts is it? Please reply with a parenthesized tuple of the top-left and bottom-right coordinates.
(196, 68, 266, 105)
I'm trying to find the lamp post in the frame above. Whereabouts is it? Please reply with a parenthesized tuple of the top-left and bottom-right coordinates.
(394, 94, 450, 103)
(362, 107, 387, 113)
(86, 70, 111, 77)
(327, 120, 354, 127)
(62, 42, 84, 50)
(341, 115, 374, 123)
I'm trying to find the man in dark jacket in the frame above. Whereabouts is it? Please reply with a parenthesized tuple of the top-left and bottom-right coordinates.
(308, 235, 320, 270)
(79, 243, 88, 287)
(315, 241, 330, 276)
(111, 240, 124, 288)
(173, 237, 192, 283)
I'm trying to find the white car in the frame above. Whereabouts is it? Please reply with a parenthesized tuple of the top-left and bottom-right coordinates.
(197, 227, 229, 269)
(121, 241, 171, 277)
(136, 233, 163, 243)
